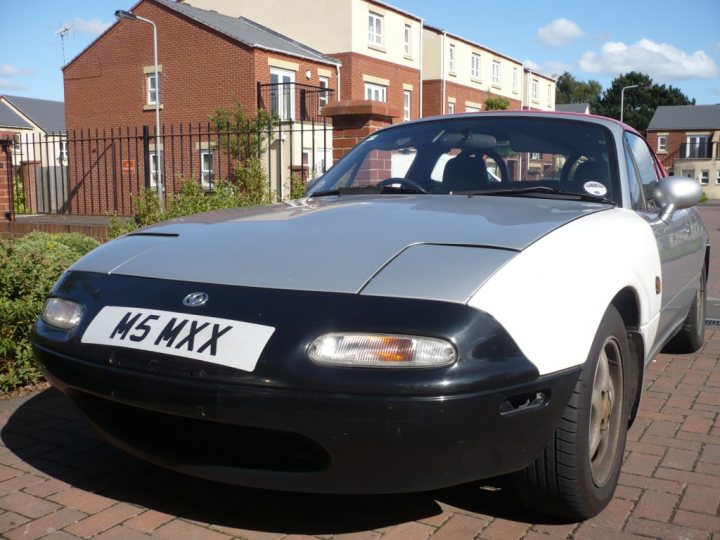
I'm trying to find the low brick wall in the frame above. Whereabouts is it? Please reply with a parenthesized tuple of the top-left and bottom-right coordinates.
(0, 220, 109, 243)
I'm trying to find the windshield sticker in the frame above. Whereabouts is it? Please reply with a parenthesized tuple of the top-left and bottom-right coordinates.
(583, 181, 607, 197)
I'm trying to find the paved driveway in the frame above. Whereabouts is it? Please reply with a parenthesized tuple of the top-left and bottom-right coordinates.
(1, 205, 719, 540)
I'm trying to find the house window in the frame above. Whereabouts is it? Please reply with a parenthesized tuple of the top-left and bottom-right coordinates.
(368, 11, 383, 46)
(531, 79, 539, 101)
(304, 147, 332, 176)
(404, 24, 412, 57)
(447, 102, 455, 114)
(716, 170, 720, 185)
(270, 67, 295, 121)
(149, 152, 161, 189)
(547, 84, 552, 107)
(448, 44, 456, 74)
(365, 82, 387, 102)
(512, 67, 518, 93)
(466, 106, 481, 113)
(530, 152, 541, 160)
(403, 90, 411, 121)
(318, 76, 330, 109)
(682, 169, 694, 178)
(59, 141, 68, 161)
(146, 73, 159, 105)
(700, 170, 709, 185)
(471, 53, 480, 80)
(686, 135, 709, 158)
(201, 151, 214, 190)
(492, 61, 501, 86)
(657, 135, 667, 153)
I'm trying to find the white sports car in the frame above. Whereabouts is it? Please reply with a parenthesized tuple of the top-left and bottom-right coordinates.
(33, 111, 707, 520)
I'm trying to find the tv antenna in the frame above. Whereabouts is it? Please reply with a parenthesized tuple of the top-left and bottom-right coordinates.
(56, 24, 70, 65)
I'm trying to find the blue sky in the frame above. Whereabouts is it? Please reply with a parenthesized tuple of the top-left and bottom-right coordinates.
(2, 0, 719, 105)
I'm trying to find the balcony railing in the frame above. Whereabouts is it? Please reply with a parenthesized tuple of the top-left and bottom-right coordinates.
(679, 142, 717, 159)
(257, 82, 334, 123)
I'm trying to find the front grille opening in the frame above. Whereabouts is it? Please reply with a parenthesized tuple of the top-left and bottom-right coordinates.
(70, 391, 330, 473)
(705, 319, 720, 327)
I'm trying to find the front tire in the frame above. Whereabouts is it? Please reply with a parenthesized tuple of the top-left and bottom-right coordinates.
(513, 305, 628, 520)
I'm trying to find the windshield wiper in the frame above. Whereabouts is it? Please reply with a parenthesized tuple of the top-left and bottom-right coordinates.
(310, 185, 427, 197)
(462, 186, 614, 204)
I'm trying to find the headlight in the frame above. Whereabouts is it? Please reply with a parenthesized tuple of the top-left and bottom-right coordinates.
(308, 333, 456, 368)
(41, 298, 84, 331)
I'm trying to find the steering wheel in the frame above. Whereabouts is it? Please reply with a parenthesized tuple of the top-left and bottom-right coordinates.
(482, 150, 510, 183)
(376, 178, 429, 194)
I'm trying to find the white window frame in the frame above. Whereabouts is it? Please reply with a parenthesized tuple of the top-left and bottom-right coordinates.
(368, 11, 383, 47)
(448, 44, 456, 74)
(59, 140, 68, 161)
(700, 170, 709, 185)
(492, 60, 501, 86)
(531, 79, 539, 101)
(466, 105, 481, 113)
(471, 53, 480, 80)
(682, 169, 694, 179)
(403, 90, 411, 121)
(686, 135, 709, 158)
(270, 67, 295, 121)
(404, 24, 412, 57)
(146, 72, 159, 105)
(149, 152, 162, 190)
(657, 135, 667, 153)
(318, 76, 330, 110)
(547, 84, 552, 107)
(201, 150, 214, 190)
(364, 82, 387, 102)
(716, 170, 720, 185)
(447, 102, 455, 114)
(512, 67, 519, 93)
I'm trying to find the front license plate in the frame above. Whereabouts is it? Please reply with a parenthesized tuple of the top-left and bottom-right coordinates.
(81, 306, 275, 372)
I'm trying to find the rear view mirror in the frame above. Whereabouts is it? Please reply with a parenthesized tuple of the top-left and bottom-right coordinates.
(653, 176, 702, 224)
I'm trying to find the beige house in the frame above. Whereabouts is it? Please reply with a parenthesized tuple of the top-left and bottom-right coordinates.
(648, 105, 720, 199)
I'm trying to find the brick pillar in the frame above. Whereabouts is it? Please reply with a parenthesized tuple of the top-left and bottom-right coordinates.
(0, 132, 14, 220)
(322, 100, 400, 162)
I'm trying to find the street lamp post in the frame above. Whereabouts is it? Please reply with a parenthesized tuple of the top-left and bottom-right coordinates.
(114, 9, 164, 208)
(620, 84, 643, 124)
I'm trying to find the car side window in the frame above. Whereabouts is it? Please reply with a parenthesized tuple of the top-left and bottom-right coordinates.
(623, 139, 645, 211)
(624, 132, 659, 209)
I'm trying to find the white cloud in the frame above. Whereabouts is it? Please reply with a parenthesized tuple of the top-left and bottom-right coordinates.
(0, 64, 33, 77)
(580, 39, 719, 80)
(537, 18, 585, 47)
(0, 78, 26, 91)
(71, 17, 112, 37)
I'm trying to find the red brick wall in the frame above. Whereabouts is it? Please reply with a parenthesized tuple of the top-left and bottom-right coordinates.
(323, 100, 399, 162)
(330, 52, 420, 121)
(422, 79, 522, 117)
(63, 0, 339, 215)
(0, 221, 108, 242)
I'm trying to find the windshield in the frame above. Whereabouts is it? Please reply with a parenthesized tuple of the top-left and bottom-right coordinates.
(308, 116, 618, 203)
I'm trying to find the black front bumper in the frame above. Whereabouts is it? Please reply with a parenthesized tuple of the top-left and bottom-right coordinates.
(33, 272, 582, 493)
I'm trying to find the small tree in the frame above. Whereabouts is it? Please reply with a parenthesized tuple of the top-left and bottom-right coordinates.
(210, 101, 278, 165)
(485, 92, 510, 110)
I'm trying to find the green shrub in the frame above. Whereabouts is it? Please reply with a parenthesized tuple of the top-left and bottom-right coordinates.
(0, 232, 99, 393)
(107, 157, 274, 238)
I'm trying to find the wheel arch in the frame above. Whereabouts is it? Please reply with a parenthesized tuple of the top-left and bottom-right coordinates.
(610, 287, 644, 426)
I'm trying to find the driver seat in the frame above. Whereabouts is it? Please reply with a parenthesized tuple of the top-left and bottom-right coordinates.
(442, 152, 488, 193)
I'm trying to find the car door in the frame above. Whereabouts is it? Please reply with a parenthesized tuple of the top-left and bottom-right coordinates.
(624, 132, 704, 345)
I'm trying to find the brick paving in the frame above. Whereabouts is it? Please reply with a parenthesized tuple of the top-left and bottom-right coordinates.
(1, 204, 719, 539)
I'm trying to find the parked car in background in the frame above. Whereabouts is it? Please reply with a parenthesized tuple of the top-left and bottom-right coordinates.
(33, 112, 707, 520)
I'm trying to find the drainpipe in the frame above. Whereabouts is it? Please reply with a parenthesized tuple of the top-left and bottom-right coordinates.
(419, 18, 424, 118)
(441, 31, 447, 114)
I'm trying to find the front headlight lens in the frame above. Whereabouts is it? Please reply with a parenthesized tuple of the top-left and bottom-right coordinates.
(308, 333, 456, 368)
(41, 298, 84, 331)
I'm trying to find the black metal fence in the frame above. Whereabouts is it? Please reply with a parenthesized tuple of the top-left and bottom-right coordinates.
(6, 118, 333, 217)
(257, 82, 333, 123)
(680, 142, 717, 160)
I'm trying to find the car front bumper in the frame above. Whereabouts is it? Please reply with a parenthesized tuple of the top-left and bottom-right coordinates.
(33, 272, 582, 493)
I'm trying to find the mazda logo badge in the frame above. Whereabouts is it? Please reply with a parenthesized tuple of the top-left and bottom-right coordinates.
(183, 292, 208, 307)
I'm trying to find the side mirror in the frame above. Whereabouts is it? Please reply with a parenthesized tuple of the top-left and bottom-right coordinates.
(652, 175, 702, 224)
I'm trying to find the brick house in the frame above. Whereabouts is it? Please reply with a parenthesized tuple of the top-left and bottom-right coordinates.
(63, 0, 340, 213)
(184, 0, 425, 120)
(421, 26, 555, 116)
(648, 105, 720, 198)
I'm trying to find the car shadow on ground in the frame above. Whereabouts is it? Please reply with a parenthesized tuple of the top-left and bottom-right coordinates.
(2, 388, 558, 534)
